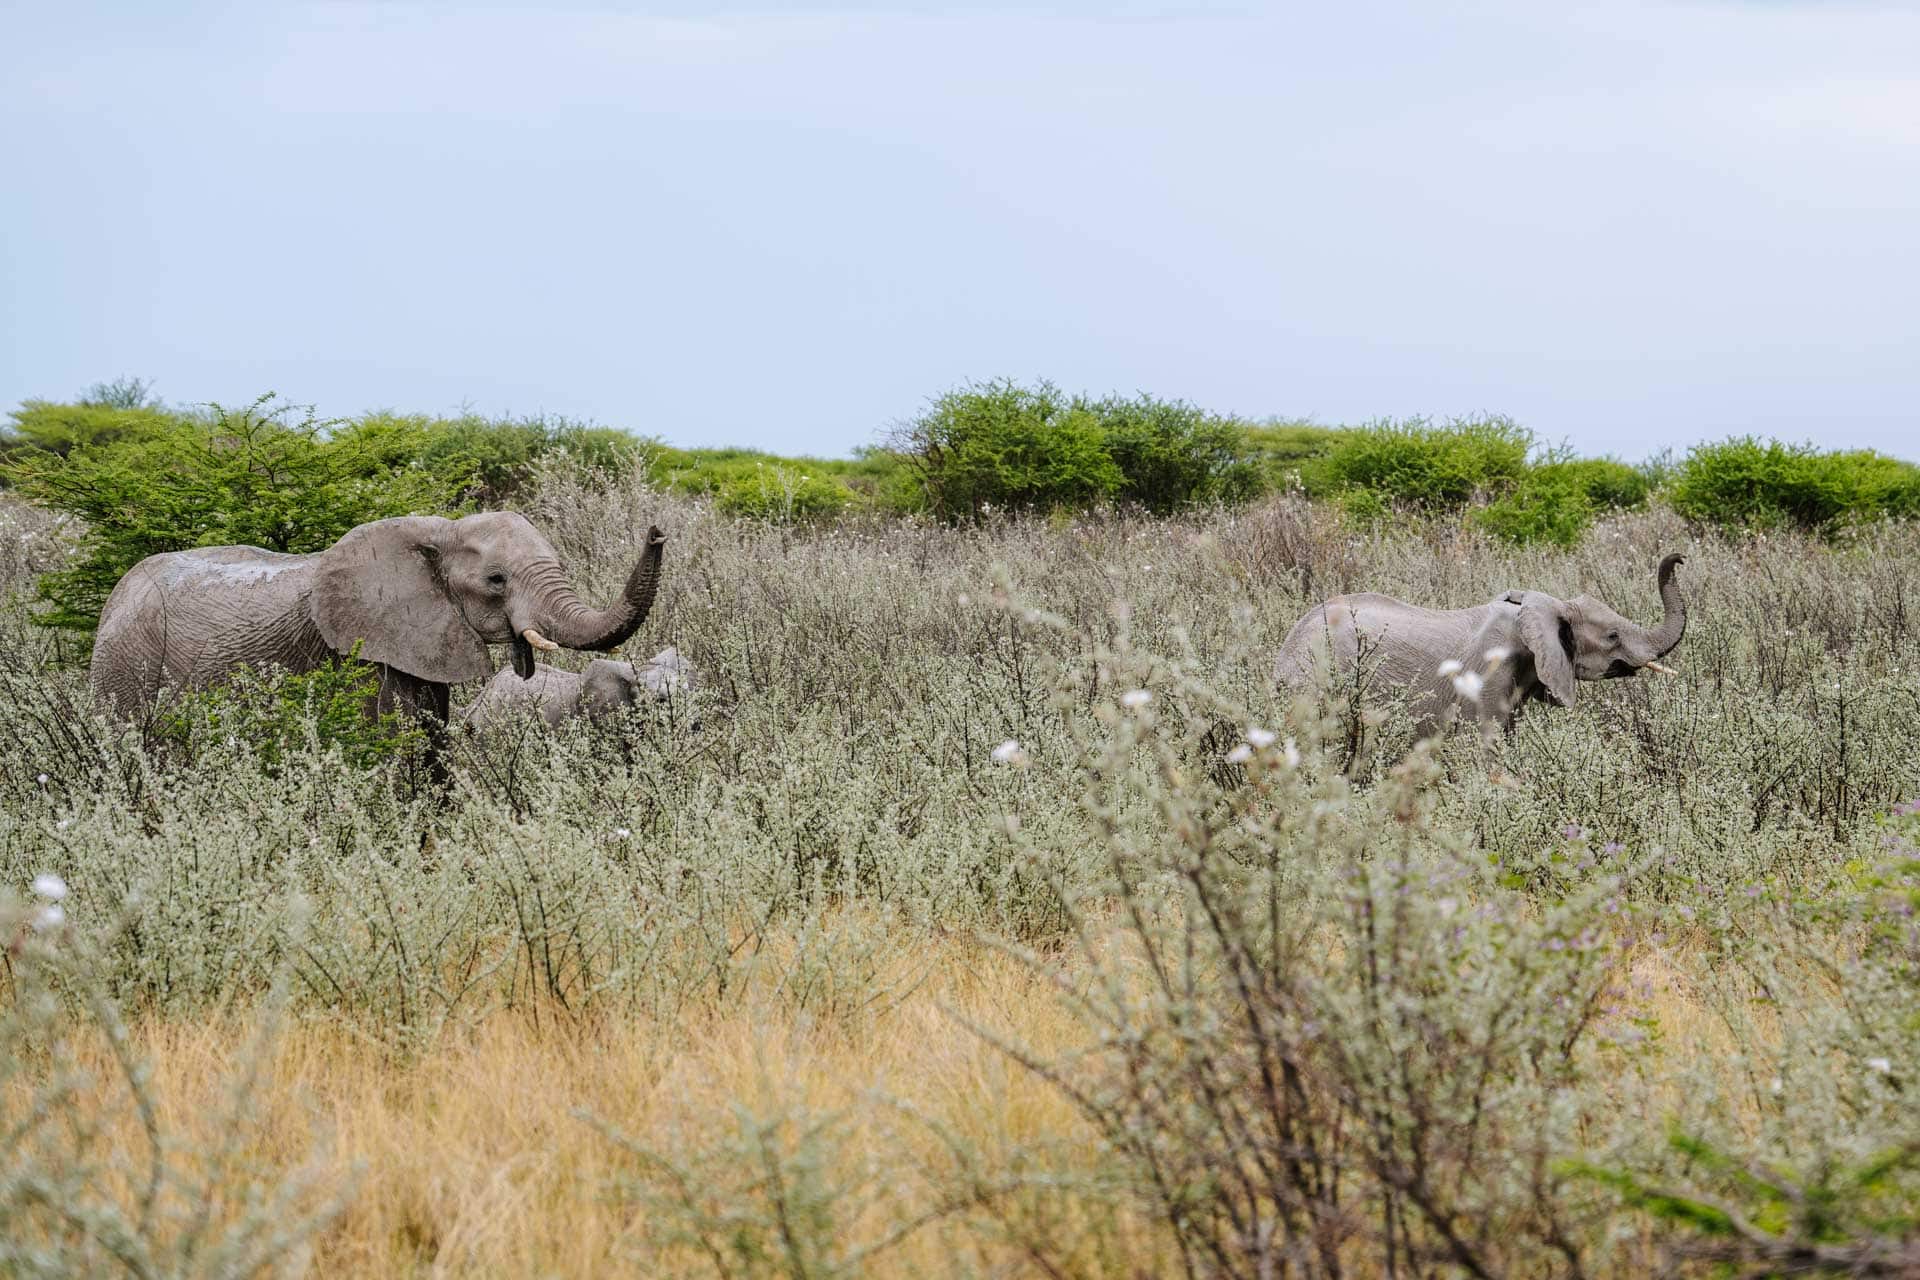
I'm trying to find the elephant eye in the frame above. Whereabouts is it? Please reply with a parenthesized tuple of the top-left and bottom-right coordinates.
(486, 571, 508, 589)
(1608, 630, 1619, 641)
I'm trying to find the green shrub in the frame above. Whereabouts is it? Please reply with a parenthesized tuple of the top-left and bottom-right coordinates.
(1242, 419, 1344, 493)
(1338, 485, 1391, 526)
(1474, 465, 1596, 547)
(888, 380, 1270, 520)
(715, 463, 855, 521)
(1086, 392, 1262, 513)
(157, 644, 424, 770)
(339, 412, 648, 503)
(646, 447, 878, 520)
(889, 379, 1124, 520)
(1550, 456, 1652, 510)
(0, 400, 180, 471)
(1671, 437, 1920, 532)
(1317, 416, 1532, 511)
(2, 395, 468, 631)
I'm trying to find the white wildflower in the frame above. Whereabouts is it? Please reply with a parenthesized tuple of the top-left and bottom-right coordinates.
(1452, 671, 1485, 701)
(31, 873, 68, 901)
(1120, 689, 1152, 709)
(991, 740, 1028, 766)
(35, 904, 65, 930)
(1225, 744, 1253, 764)
(1867, 1057, 1893, 1075)
(613, 827, 632, 840)
(1437, 659, 1463, 677)
(55, 819, 71, 832)
(1483, 646, 1511, 663)
(1246, 727, 1277, 748)
(36, 773, 48, 785)
(1769, 1077, 1783, 1095)
(1283, 738, 1301, 768)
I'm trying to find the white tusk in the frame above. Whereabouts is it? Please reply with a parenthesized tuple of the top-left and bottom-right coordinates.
(521, 628, 560, 652)
(1643, 660, 1678, 676)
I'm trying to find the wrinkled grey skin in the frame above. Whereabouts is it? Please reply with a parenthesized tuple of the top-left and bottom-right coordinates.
(90, 512, 668, 726)
(1275, 553, 1686, 735)
(465, 648, 700, 730)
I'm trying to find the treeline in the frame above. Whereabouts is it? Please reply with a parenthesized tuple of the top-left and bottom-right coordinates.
(3, 377, 1916, 629)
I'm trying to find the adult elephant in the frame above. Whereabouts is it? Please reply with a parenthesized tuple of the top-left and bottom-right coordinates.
(90, 512, 667, 727)
(1274, 553, 1686, 735)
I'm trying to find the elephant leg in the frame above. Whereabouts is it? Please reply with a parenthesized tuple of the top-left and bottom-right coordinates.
(375, 665, 453, 791)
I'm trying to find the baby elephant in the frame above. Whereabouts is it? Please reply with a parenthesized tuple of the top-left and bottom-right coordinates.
(465, 648, 700, 731)
(1275, 553, 1687, 736)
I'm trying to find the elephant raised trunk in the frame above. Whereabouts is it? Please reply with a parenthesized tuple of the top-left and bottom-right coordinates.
(519, 527, 667, 658)
(1641, 553, 1687, 660)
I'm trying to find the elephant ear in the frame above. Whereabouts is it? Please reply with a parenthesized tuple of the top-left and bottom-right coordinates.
(310, 516, 492, 683)
(1518, 595, 1577, 708)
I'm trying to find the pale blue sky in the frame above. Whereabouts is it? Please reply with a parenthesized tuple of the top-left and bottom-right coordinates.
(2, 1, 1915, 459)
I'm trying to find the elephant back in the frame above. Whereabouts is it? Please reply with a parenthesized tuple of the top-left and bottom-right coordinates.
(91, 546, 326, 717)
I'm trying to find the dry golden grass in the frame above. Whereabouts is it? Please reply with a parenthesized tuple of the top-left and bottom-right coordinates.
(37, 936, 1160, 1277)
(16, 933, 1779, 1279)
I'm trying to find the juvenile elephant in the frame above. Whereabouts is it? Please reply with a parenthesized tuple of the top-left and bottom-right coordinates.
(90, 513, 668, 727)
(464, 648, 700, 730)
(1274, 553, 1686, 735)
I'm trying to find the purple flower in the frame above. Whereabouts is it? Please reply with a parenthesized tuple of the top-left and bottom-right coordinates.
(1603, 841, 1625, 855)
(1561, 823, 1587, 841)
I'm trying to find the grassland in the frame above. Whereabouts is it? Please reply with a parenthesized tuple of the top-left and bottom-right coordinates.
(3, 457, 1919, 1276)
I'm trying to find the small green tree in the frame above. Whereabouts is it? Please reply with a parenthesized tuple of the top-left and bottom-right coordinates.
(1316, 415, 1533, 511)
(1672, 437, 1920, 532)
(344, 411, 648, 503)
(1241, 419, 1344, 493)
(1092, 392, 1262, 513)
(0, 399, 179, 469)
(1474, 466, 1596, 547)
(1550, 456, 1652, 510)
(2, 394, 469, 631)
(716, 464, 855, 521)
(889, 379, 1123, 520)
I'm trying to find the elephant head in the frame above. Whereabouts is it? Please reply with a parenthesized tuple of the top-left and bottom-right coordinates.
(580, 650, 701, 721)
(1505, 553, 1686, 706)
(310, 512, 666, 684)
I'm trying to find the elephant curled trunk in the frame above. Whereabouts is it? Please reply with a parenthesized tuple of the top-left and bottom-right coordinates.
(1643, 553, 1687, 660)
(515, 528, 667, 670)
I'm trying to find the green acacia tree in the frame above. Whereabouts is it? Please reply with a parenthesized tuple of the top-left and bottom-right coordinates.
(890, 379, 1124, 521)
(1671, 437, 1920, 532)
(889, 379, 1269, 521)
(2, 394, 471, 632)
(1090, 391, 1262, 513)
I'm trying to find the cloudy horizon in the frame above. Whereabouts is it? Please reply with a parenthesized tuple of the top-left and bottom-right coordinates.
(3, 0, 1916, 460)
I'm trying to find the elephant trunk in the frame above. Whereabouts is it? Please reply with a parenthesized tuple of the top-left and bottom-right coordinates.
(1623, 553, 1687, 668)
(520, 528, 667, 654)
(1645, 553, 1687, 658)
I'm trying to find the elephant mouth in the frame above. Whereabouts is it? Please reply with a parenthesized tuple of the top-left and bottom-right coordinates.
(1603, 660, 1638, 679)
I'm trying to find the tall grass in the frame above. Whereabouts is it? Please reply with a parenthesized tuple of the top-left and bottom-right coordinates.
(3, 460, 1918, 1274)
